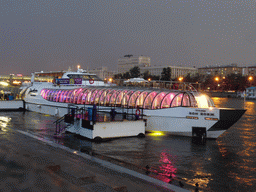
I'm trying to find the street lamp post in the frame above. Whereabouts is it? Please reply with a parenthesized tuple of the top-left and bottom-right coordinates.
(178, 77, 183, 90)
(214, 77, 219, 90)
(248, 76, 253, 87)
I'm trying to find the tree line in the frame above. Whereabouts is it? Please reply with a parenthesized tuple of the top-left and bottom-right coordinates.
(114, 66, 172, 81)
(113, 66, 254, 91)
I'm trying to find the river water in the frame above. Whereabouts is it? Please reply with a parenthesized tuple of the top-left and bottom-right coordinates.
(0, 97, 255, 191)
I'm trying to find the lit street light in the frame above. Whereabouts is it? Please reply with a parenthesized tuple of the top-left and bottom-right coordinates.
(248, 76, 253, 87)
(214, 77, 220, 90)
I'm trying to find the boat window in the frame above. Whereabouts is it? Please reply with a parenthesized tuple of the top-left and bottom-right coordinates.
(94, 89, 105, 105)
(189, 93, 197, 107)
(81, 75, 90, 80)
(51, 90, 58, 101)
(67, 74, 102, 81)
(73, 88, 83, 104)
(77, 89, 87, 104)
(171, 93, 183, 107)
(122, 90, 134, 107)
(143, 91, 158, 109)
(128, 90, 141, 108)
(81, 89, 92, 105)
(60, 90, 69, 102)
(88, 75, 102, 81)
(54, 90, 62, 102)
(67, 74, 82, 79)
(40, 89, 47, 99)
(58, 90, 66, 102)
(161, 92, 176, 108)
(69, 89, 80, 103)
(136, 91, 149, 108)
(90, 89, 100, 104)
(104, 89, 115, 106)
(152, 92, 167, 109)
(51, 90, 57, 101)
(84, 89, 96, 104)
(182, 93, 191, 107)
(47, 90, 54, 100)
(115, 90, 128, 107)
(55, 90, 63, 102)
(109, 90, 121, 106)
(99, 89, 111, 106)
(65, 90, 74, 103)
(45, 89, 50, 100)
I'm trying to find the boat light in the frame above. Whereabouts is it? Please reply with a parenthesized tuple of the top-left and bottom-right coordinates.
(0, 81, 9, 86)
(205, 117, 218, 121)
(195, 95, 209, 108)
(186, 116, 199, 120)
(148, 131, 165, 136)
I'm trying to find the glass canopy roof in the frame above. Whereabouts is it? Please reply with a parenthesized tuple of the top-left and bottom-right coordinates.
(40, 87, 212, 109)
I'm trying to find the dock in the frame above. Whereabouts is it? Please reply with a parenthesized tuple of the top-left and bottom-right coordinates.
(0, 126, 189, 192)
(0, 101, 190, 191)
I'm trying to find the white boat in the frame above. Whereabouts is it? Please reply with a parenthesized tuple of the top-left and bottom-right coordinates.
(22, 68, 246, 139)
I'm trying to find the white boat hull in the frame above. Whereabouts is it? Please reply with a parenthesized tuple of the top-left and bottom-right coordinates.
(24, 97, 244, 139)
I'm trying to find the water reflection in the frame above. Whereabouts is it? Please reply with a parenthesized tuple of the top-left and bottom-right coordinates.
(0, 116, 11, 130)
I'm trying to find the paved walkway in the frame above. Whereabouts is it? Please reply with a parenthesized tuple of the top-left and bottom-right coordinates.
(0, 128, 190, 192)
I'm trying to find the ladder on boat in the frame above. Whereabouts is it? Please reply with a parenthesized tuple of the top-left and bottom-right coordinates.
(53, 115, 66, 137)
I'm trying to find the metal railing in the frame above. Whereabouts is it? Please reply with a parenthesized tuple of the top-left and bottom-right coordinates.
(53, 115, 66, 135)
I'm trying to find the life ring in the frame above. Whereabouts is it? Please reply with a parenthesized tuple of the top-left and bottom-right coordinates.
(135, 109, 141, 116)
(89, 79, 94, 84)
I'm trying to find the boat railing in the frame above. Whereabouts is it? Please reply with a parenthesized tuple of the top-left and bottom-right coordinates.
(64, 106, 144, 124)
(53, 115, 66, 135)
(114, 79, 201, 91)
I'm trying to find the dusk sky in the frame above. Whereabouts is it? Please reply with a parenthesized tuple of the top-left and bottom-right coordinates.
(1, 0, 255, 75)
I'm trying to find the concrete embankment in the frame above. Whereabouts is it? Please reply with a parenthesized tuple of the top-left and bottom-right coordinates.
(0, 100, 25, 111)
(0, 127, 190, 192)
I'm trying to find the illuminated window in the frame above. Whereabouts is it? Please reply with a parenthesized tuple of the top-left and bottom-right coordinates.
(85, 89, 96, 104)
(77, 89, 88, 104)
(104, 89, 115, 106)
(136, 91, 149, 108)
(54, 90, 62, 102)
(144, 91, 158, 109)
(94, 89, 106, 105)
(128, 91, 141, 108)
(99, 89, 112, 106)
(115, 90, 128, 107)
(152, 92, 167, 109)
(65, 90, 74, 103)
(161, 92, 176, 108)
(171, 93, 183, 107)
(73, 88, 83, 104)
(110, 90, 121, 106)
(121, 90, 134, 107)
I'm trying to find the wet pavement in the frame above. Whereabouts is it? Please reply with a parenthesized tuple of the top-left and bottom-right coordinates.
(0, 111, 189, 192)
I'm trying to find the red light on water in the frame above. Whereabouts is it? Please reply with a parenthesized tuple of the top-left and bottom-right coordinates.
(157, 152, 177, 182)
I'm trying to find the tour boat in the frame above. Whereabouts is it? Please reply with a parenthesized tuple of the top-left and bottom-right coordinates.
(22, 68, 246, 139)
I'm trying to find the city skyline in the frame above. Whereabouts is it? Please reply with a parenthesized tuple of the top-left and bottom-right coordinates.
(1, 0, 255, 75)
